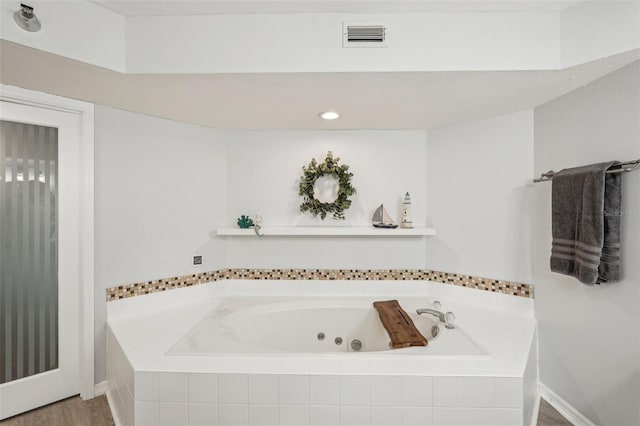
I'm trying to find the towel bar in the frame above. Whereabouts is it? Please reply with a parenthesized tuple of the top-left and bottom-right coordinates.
(533, 159, 640, 182)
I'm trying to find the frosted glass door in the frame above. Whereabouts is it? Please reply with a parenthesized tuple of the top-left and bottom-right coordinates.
(0, 99, 80, 420)
(0, 120, 58, 384)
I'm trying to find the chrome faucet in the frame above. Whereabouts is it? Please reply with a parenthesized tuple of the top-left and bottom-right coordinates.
(416, 308, 456, 329)
(416, 308, 445, 322)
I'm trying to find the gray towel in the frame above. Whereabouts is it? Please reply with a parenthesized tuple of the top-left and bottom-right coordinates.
(550, 161, 622, 285)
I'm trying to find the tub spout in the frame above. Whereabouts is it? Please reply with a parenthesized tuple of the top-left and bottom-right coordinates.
(416, 308, 456, 329)
(416, 308, 445, 322)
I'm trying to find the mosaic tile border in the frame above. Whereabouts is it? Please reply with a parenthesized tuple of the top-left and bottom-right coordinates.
(106, 268, 533, 301)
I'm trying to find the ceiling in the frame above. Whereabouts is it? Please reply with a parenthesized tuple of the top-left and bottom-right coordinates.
(1, 41, 637, 130)
(91, 0, 584, 16)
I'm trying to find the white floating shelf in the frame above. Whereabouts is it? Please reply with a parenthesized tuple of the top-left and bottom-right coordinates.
(217, 226, 436, 237)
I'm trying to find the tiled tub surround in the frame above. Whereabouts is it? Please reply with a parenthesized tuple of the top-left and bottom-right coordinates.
(106, 280, 538, 426)
(106, 269, 533, 301)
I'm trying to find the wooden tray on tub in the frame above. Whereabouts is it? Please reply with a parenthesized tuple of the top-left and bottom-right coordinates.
(373, 299, 428, 349)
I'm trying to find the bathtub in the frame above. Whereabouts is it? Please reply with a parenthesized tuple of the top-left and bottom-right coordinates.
(106, 280, 538, 426)
(168, 297, 486, 356)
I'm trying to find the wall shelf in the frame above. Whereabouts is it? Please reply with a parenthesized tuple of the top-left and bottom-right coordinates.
(217, 226, 436, 237)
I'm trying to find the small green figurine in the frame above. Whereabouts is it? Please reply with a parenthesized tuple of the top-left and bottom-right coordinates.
(237, 215, 254, 228)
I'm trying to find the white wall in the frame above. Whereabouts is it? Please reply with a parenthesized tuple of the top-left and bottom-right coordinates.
(0, 0, 125, 71)
(2, 1, 638, 75)
(93, 120, 429, 381)
(125, 12, 559, 73)
(532, 61, 640, 426)
(223, 130, 429, 269)
(425, 110, 534, 284)
(94, 106, 227, 382)
(560, 1, 640, 68)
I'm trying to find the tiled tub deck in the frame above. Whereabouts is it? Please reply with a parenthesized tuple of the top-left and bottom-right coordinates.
(106, 280, 538, 426)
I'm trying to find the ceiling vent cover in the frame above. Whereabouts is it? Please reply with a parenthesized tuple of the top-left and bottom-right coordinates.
(343, 24, 387, 47)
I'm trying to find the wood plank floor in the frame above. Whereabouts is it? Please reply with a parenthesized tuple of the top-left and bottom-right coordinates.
(537, 399, 573, 426)
(0, 395, 114, 426)
(1, 395, 571, 425)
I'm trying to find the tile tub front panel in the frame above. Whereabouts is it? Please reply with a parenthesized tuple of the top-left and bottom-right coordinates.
(127, 372, 525, 426)
(106, 269, 533, 301)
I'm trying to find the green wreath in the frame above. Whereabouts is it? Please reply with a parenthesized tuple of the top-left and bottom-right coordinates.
(299, 152, 356, 220)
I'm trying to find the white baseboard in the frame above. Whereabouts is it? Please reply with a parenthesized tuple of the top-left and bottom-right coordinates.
(105, 390, 122, 426)
(94, 380, 108, 396)
(529, 392, 541, 426)
(539, 382, 596, 426)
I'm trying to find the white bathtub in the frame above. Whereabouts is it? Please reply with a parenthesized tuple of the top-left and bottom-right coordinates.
(106, 280, 538, 426)
(168, 297, 486, 356)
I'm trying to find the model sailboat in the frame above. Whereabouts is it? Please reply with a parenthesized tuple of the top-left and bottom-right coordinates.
(372, 204, 398, 228)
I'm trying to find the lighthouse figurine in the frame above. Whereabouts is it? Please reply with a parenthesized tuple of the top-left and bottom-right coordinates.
(400, 192, 413, 228)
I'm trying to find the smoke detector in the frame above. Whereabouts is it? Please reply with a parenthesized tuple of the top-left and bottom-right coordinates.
(14, 3, 41, 32)
(343, 23, 387, 48)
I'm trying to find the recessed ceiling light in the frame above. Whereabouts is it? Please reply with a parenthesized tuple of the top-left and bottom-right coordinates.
(319, 111, 340, 120)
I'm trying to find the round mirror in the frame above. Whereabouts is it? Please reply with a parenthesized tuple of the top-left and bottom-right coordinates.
(313, 174, 340, 204)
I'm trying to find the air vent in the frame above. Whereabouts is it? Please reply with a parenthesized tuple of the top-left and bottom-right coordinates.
(343, 23, 387, 48)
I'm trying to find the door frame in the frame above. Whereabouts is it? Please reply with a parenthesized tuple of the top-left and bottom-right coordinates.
(0, 84, 95, 400)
